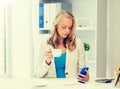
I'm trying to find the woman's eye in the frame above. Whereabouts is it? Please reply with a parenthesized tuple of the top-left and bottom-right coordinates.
(61, 26, 66, 29)
(61, 25, 72, 30)
(69, 27, 72, 30)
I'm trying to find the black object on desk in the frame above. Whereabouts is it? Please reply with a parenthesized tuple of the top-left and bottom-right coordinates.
(115, 73, 120, 86)
(95, 79, 114, 83)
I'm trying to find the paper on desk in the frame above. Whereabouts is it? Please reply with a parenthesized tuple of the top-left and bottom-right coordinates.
(33, 79, 49, 87)
(48, 78, 80, 87)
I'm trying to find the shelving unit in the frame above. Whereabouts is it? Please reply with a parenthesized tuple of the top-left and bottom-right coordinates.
(76, 18, 93, 29)
(76, 27, 95, 31)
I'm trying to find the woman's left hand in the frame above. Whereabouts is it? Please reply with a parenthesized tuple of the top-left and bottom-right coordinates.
(77, 70, 89, 82)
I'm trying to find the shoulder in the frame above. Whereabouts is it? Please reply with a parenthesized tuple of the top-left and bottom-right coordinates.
(39, 35, 50, 46)
(75, 37, 85, 51)
(75, 37, 84, 49)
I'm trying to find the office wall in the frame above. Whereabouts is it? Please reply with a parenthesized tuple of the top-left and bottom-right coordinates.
(6, 0, 34, 77)
(96, 0, 107, 78)
(107, 0, 120, 78)
(0, 2, 5, 76)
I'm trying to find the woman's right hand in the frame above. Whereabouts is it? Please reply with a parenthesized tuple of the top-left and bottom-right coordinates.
(44, 49, 53, 65)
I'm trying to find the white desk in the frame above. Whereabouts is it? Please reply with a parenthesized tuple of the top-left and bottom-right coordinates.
(0, 78, 118, 89)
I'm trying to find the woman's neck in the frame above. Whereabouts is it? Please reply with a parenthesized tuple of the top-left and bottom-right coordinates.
(58, 39, 66, 53)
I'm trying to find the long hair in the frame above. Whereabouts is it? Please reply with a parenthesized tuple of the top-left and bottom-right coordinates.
(47, 10, 76, 51)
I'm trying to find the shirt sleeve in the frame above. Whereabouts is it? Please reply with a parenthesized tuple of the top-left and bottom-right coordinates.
(76, 38, 86, 71)
(34, 40, 50, 78)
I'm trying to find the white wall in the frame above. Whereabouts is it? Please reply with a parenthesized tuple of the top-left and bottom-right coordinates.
(0, 2, 5, 76)
(6, 0, 34, 78)
(107, 0, 120, 78)
(96, 0, 107, 78)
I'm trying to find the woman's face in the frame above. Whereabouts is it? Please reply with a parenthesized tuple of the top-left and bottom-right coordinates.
(57, 17, 73, 39)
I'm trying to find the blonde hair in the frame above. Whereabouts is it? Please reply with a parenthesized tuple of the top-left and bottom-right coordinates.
(47, 10, 76, 51)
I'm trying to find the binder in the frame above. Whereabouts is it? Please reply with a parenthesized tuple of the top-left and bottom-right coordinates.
(39, 3, 44, 28)
(39, 3, 61, 30)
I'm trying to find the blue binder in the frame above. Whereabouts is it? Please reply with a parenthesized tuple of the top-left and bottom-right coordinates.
(39, 3, 44, 28)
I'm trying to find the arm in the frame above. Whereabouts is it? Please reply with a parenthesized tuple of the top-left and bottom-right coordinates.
(77, 38, 86, 69)
(35, 40, 52, 78)
(77, 38, 89, 82)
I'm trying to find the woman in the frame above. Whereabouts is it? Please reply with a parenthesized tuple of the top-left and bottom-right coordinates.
(35, 10, 89, 82)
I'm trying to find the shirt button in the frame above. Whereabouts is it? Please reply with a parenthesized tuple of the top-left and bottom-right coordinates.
(65, 72, 68, 75)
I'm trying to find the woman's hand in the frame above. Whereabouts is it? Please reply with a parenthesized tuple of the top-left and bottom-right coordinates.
(44, 49, 53, 65)
(77, 70, 89, 82)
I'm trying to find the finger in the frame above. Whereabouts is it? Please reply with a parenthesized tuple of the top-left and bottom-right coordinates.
(78, 74, 85, 78)
(77, 76, 85, 82)
(85, 70, 89, 73)
(78, 74, 89, 82)
(49, 49, 52, 52)
(44, 51, 52, 56)
(45, 53, 53, 59)
(44, 49, 51, 53)
(85, 71, 89, 77)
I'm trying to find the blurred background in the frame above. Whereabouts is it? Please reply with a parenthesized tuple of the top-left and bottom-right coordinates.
(0, 0, 120, 79)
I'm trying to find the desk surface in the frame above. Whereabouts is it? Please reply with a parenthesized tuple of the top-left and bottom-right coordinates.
(0, 78, 118, 89)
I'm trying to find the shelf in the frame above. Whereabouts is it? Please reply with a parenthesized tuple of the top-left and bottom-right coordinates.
(39, 29, 51, 34)
(76, 27, 95, 31)
(76, 18, 93, 29)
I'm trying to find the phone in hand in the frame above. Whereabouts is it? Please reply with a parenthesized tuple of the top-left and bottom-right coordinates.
(79, 67, 89, 78)
(78, 67, 89, 84)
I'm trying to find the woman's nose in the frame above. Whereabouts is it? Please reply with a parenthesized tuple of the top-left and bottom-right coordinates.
(65, 28, 70, 33)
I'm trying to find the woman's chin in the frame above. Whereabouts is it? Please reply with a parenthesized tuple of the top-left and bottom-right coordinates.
(63, 35, 68, 38)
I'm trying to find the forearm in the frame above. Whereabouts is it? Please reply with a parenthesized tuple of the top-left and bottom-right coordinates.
(35, 60, 50, 78)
